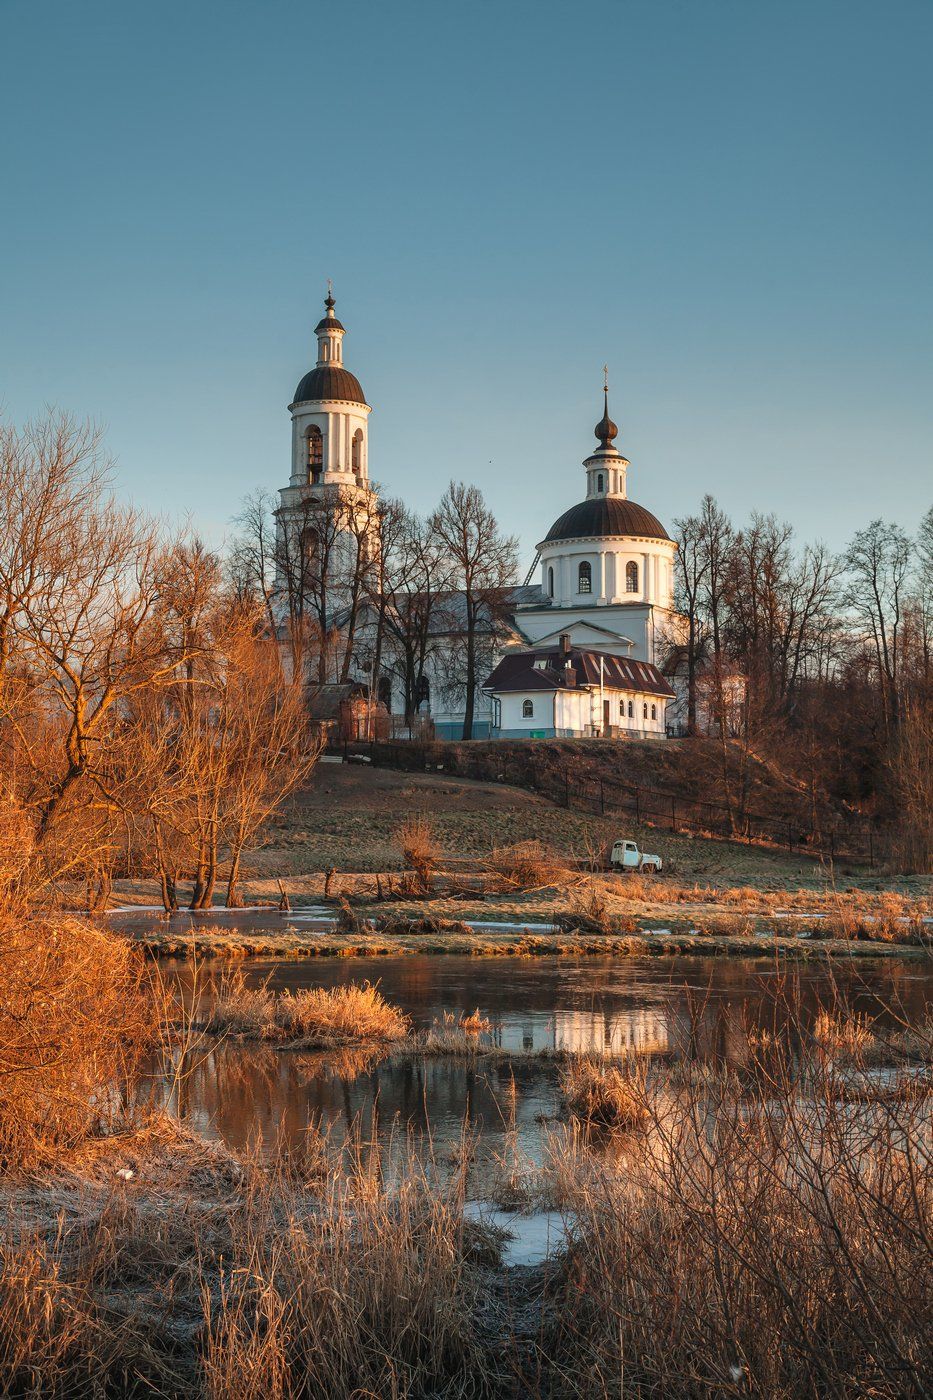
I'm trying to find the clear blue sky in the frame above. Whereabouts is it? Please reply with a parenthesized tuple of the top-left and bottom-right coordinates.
(2, 0, 930, 567)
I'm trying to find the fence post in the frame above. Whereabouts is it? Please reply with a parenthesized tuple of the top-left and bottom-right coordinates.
(599, 779, 604, 815)
(671, 797, 676, 832)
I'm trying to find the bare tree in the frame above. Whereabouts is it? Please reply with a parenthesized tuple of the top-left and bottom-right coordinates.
(672, 511, 709, 734)
(373, 501, 453, 728)
(844, 519, 912, 731)
(430, 483, 518, 740)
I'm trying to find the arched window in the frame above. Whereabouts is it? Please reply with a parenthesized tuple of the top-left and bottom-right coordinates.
(578, 560, 592, 594)
(651, 704, 657, 720)
(352, 428, 364, 473)
(306, 426, 323, 476)
(643, 702, 648, 720)
(416, 674, 431, 710)
(597, 473, 604, 493)
(626, 561, 638, 593)
(548, 566, 554, 598)
(522, 699, 534, 719)
(618, 700, 625, 717)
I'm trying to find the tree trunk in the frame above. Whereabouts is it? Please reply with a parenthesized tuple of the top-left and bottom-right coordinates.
(462, 616, 476, 740)
(190, 835, 211, 909)
(225, 844, 243, 908)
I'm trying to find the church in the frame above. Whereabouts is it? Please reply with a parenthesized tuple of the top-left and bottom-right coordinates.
(274, 293, 679, 740)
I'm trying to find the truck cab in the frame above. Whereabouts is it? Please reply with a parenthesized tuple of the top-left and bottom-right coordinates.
(610, 840, 662, 873)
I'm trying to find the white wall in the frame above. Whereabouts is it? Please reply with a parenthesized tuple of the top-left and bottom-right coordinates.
(494, 686, 667, 737)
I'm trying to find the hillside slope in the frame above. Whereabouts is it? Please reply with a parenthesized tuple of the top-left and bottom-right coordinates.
(369, 737, 833, 836)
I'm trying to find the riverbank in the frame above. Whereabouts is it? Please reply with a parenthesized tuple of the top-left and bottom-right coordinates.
(131, 917, 933, 960)
(3, 1033, 931, 1398)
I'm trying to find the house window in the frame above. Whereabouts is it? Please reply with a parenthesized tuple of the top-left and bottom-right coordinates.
(416, 675, 430, 709)
(578, 561, 592, 594)
(522, 699, 534, 718)
(306, 426, 323, 475)
(597, 473, 604, 493)
(352, 428, 364, 473)
(651, 704, 657, 720)
(626, 561, 638, 593)
(643, 702, 648, 719)
(628, 700, 633, 718)
(619, 700, 624, 717)
(548, 566, 554, 598)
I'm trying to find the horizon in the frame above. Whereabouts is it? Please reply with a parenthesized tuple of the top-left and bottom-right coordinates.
(2, 0, 931, 568)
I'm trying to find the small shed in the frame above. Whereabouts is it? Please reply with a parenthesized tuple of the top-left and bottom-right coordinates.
(306, 683, 390, 742)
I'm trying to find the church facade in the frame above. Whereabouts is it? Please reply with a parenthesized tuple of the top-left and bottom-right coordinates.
(274, 295, 680, 740)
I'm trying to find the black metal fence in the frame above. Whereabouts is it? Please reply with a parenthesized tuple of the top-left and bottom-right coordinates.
(332, 739, 883, 866)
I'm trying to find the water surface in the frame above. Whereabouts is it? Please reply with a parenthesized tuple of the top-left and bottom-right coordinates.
(152, 955, 932, 1183)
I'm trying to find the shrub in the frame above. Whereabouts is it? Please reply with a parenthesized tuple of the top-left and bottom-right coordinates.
(0, 914, 154, 1168)
(397, 817, 438, 892)
(488, 840, 569, 891)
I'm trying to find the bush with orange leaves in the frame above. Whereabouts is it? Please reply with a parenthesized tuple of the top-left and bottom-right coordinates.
(0, 915, 155, 1168)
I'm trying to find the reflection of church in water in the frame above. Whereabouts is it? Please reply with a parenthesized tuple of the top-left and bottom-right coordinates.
(552, 1007, 670, 1055)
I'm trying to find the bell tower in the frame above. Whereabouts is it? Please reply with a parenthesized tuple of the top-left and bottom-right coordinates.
(275, 290, 379, 611)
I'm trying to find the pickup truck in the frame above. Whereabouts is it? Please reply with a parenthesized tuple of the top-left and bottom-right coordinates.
(610, 840, 663, 874)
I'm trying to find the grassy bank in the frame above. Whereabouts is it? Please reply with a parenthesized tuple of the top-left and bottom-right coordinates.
(2, 913, 932, 1395)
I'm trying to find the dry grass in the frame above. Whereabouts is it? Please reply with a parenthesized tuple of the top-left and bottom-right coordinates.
(201, 971, 411, 1046)
(0, 913, 156, 1169)
(487, 839, 570, 891)
(560, 1055, 649, 1129)
(556, 879, 639, 935)
(1, 986, 932, 1396)
(813, 1007, 879, 1058)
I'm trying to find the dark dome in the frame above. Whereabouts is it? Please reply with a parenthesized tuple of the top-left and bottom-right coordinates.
(292, 365, 367, 405)
(543, 497, 671, 544)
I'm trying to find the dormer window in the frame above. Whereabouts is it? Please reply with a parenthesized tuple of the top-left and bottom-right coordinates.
(578, 561, 592, 594)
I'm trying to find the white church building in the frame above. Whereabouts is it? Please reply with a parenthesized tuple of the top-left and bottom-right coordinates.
(274, 294, 679, 740)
